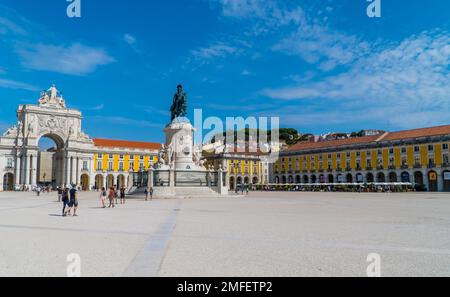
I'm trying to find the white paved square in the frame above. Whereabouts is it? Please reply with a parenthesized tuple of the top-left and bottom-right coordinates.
(0, 191, 449, 277)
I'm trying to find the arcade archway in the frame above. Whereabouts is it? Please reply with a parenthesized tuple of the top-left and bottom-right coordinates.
(3, 173, 14, 191)
(117, 174, 126, 189)
(95, 174, 104, 190)
(37, 134, 65, 189)
(80, 174, 89, 191)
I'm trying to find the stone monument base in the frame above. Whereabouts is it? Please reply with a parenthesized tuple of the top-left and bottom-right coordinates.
(152, 186, 227, 199)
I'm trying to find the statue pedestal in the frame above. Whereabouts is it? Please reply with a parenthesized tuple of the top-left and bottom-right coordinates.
(164, 118, 202, 171)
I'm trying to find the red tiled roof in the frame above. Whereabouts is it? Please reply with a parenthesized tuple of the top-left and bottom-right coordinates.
(381, 125, 450, 141)
(93, 138, 161, 150)
(288, 124, 450, 152)
(288, 135, 379, 152)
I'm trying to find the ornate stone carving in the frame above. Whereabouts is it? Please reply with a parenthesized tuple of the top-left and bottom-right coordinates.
(38, 85, 66, 109)
(37, 115, 67, 135)
(3, 126, 18, 137)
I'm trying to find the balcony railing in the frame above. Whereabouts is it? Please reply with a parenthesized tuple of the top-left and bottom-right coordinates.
(428, 163, 436, 169)
(366, 166, 373, 171)
(401, 165, 409, 170)
(377, 165, 384, 170)
(388, 165, 396, 170)
(414, 164, 422, 169)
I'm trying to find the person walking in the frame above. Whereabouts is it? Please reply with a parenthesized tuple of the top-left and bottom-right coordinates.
(149, 187, 154, 200)
(62, 188, 69, 217)
(57, 187, 63, 202)
(120, 186, 126, 204)
(144, 187, 149, 201)
(69, 185, 79, 217)
(36, 186, 41, 197)
(114, 185, 119, 205)
(108, 187, 115, 208)
(100, 187, 107, 208)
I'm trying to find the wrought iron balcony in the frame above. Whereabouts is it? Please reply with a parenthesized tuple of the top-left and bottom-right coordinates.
(413, 164, 422, 169)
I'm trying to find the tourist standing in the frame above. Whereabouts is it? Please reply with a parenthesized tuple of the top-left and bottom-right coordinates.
(62, 188, 69, 217)
(114, 185, 119, 205)
(57, 187, 63, 202)
(100, 187, 107, 208)
(120, 186, 126, 204)
(108, 187, 115, 208)
(36, 186, 41, 197)
(69, 186, 78, 217)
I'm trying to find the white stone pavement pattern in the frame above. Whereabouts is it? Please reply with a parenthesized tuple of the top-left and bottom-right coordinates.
(0, 191, 450, 277)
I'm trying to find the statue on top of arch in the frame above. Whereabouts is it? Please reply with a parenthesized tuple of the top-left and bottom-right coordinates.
(38, 84, 66, 108)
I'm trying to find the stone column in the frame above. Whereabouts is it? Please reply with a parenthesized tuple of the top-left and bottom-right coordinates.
(148, 168, 154, 189)
(31, 154, 38, 187)
(24, 154, 30, 188)
(437, 172, 444, 192)
(218, 168, 227, 195)
(15, 155, 21, 186)
(71, 157, 77, 186)
(169, 168, 175, 188)
(76, 157, 81, 186)
(422, 169, 429, 192)
(65, 155, 71, 187)
(103, 174, 107, 189)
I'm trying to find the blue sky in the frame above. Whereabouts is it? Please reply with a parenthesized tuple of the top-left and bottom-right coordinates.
(0, 0, 449, 142)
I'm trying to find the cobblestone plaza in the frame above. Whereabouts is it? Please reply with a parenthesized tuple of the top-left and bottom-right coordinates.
(1, 191, 449, 277)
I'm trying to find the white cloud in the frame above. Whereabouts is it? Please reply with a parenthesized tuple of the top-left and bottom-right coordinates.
(16, 43, 115, 76)
(123, 33, 136, 45)
(210, 0, 364, 71)
(212, 0, 304, 28)
(0, 16, 27, 35)
(191, 43, 239, 60)
(241, 69, 253, 76)
(262, 30, 450, 129)
(273, 24, 371, 71)
(88, 104, 105, 111)
(89, 116, 163, 129)
(0, 78, 38, 91)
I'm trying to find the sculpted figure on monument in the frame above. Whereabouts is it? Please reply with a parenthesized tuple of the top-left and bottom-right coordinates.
(37, 85, 66, 108)
(170, 84, 187, 122)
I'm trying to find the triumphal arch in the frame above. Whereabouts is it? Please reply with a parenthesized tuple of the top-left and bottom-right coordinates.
(0, 85, 96, 190)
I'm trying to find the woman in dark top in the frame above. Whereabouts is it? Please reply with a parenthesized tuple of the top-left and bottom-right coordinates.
(62, 188, 69, 217)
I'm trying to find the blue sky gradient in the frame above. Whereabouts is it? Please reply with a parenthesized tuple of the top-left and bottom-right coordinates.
(0, 0, 449, 142)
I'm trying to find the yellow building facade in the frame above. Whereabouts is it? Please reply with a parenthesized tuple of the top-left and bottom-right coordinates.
(87, 139, 160, 191)
(205, 151, 269, 190)
(272, 125, 450, 192)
